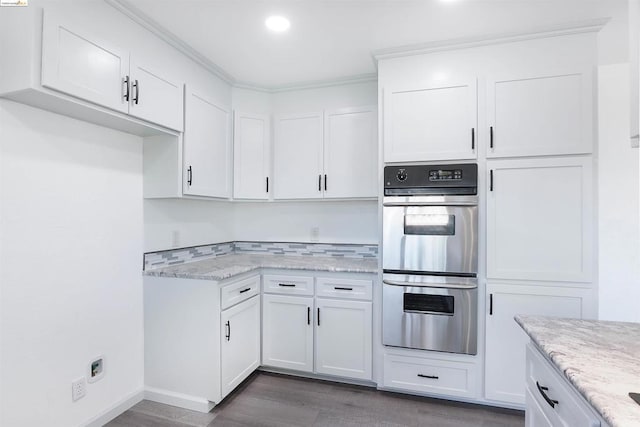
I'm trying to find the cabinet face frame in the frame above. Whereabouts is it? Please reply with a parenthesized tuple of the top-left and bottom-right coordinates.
(486, 67, 594, 158)
(383, 78, 478, 163)
(486, 156, 594, 283)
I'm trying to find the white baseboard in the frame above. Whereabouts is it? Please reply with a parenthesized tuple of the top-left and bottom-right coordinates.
(83, 388, 145, 427)
(144, 386, 215, 413)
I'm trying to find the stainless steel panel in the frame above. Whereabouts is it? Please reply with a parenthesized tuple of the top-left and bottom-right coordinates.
(382, 201, 478, 275)
(382, 273, 478, 355)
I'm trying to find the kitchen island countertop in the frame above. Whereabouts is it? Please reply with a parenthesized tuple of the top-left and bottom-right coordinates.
(516, 315, 640, 427)
(144, 253, 378, 281)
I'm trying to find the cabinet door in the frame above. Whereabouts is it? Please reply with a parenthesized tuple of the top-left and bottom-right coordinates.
(129, 57, 184, 131)
(487, 157, 593, 282)
(262, 294, 313, 372)
(323, 106, 377, 199)
(41, 10, 129, 113)
(525, 389, 554, 427)
(315, 299, 372, 380)
(487, 69, 593, 157)
(233, 112, 271, 200)
(485, 285, 586, 405)
(273, 113, 323, 199)
(183, 87, 231, 198)
(383, 80, 477, 162)
(221, 295, 260, 398)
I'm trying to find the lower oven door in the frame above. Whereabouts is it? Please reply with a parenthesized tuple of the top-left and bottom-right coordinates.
(382, 273, 478, 355)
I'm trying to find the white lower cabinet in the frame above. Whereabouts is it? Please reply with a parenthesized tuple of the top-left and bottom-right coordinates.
(315, 298, 372, 380)
(485, 284, 592, 405)
(221, 295, 260, 398)
(262, 294, 314, 372)
(525, 343, 603, 426)
(262, 273, 374, 382)
(383, 354, 478, 399)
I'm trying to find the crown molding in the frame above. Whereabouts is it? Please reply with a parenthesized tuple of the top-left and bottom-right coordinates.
(236, 73, 379, 93)
(104, 0, 236, 85)
(371, 17, 610, 64)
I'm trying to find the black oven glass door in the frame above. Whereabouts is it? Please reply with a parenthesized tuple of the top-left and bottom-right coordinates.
(403, 293, 454, 315)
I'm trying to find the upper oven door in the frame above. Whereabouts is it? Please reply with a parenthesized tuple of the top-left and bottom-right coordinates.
(382, 199, 478, 275)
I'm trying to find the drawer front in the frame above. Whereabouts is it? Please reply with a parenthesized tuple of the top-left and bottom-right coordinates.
(316, 277, 373, 301)
(383, 354, 477, 399)
(263, 274, 314, 296)
(526, 344, 600, 427)
(221, 275, 261, 310)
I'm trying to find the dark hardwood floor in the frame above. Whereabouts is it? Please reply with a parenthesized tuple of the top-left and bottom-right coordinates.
(107, 372, 525, 427)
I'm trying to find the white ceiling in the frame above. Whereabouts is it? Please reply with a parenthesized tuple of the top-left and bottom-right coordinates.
(115, 0, 627, 90)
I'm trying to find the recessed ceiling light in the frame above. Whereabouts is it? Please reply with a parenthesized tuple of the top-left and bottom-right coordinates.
(265, 15, 290, 32)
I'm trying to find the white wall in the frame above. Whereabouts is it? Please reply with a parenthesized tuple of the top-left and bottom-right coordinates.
(0, 100, 144, 426)
(597, 63, 640, 323)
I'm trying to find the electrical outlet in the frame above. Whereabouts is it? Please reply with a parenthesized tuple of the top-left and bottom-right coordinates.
(171, 230, 181, 247)
(310, 227, 320, 242)
(71, 377, 86, 402)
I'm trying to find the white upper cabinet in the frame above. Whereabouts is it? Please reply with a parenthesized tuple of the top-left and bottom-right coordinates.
(383, 79, 477, 162)
(273, 113, 324, 200)
(487, 69, 593, 158)
(233, 112, 271, 200)
(323, 106, 378, 199)
(41, 10, 184, 132)
(183, 87, 231, 198)
(487, 157, 593, 282)
(128, 57, 184, 132)
(41, 10, 130, 114)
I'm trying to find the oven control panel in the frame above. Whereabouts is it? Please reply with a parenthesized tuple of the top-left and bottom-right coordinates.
(384, 163, 477, 196)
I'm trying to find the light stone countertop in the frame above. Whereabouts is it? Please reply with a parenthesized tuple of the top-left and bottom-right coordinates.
(516, 315, 640, 427)
(144, 253, 378, 281)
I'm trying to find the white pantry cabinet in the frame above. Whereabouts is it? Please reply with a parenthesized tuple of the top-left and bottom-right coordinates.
(484, 284, 591, 406)
(486, 157, 593, 283)
(262, 273, 373, 381)
(183, 86, 231, 198)
(273, 107, 377, 200)
(233, 112, 271, 200)
(383, 79, 478, 162)
(41, 10, 184, 131)
(262, 293, 314, 372)
(220, 294, 260, 397)
(486, 69, 593, 158)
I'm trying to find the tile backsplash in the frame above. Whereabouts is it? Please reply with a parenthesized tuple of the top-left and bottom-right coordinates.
(144, 241, 378, 270)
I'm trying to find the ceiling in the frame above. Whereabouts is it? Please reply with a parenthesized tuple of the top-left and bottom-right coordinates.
(113, 0, 627, 90)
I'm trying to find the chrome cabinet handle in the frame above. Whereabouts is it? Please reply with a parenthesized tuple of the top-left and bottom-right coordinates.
(187, 166, 192, 186)
(132, 79, 139, 104)
(225, 321, 230, 341)
(123, 76, 130, 101)
(536, 381, 558, 408)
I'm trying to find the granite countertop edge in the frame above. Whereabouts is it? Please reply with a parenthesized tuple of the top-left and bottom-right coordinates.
(515, 315, 640, 427)
(144, 253, 379, 281)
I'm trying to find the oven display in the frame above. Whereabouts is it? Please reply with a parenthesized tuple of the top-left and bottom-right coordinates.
(429, 169, 463, 181)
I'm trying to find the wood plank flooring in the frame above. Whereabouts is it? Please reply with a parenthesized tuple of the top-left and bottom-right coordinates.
(107, 372, 524, 427)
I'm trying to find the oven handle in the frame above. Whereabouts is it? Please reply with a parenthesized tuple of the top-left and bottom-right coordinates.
(383, 201, 478, 207)
(382, 279, 477, 290)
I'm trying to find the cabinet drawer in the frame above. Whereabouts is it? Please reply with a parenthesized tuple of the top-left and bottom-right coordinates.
(383, 354, 477, 399)
(221, 275, 261, 310)
(316, 277, 373, 301)
(263, 274, 314, 296)
(526, 344, 600, 427)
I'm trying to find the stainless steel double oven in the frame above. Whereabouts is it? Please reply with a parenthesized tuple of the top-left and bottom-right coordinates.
(382, 164, 478, 355)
